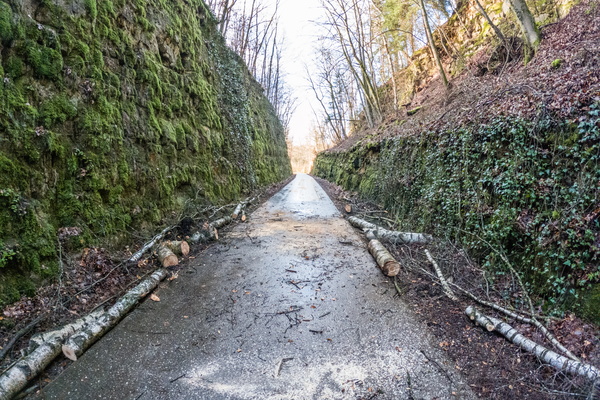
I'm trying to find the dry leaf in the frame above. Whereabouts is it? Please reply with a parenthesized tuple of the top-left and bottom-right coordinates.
(150, 294, 160, 302)
(168, 272, 179, 281)
(344, 204, 352, 213)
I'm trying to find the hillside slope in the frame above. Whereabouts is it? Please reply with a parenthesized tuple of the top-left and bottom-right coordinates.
(0, 0, 291, 304)
(313, 0, 599, 321)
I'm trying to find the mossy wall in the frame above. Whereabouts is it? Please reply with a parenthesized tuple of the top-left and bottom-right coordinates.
(314, 108, 600, 322)
(0, 0, 291, 304)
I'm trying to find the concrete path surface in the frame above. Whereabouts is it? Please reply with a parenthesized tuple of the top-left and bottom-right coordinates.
(37, 174, 474, 399)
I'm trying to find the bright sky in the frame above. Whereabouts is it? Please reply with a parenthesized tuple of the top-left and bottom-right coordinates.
(275, 0, 324, 145)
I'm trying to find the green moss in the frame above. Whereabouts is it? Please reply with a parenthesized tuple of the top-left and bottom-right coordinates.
(551, 58, 563, 69)
(25, 44, 63, 80)
(0, 3, 13, 42)
(39, 95, 77, 128)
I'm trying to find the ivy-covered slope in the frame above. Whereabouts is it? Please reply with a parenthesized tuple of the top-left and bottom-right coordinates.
(0, 0, 291, 304)
(313, 2, 599, 322)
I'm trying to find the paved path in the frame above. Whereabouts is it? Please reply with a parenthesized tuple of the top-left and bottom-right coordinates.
(38, 174, 474, 399)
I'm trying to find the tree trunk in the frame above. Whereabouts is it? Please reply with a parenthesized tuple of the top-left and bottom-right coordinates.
(368, 239, 401, 276)
(164, 240, 190, 257)
(62, 269, 168, 361)
(508, 0, 540, 51)
(466, 306, 599, 381)
(347, 216, 433, 244)
(128, 226, 172, 263)
(419, 0, 449, 88)
(473, 0, 507, 44)
(190, 216, 233, 243)
(0, 311, 104, 399)
(156, 244, 178, 268)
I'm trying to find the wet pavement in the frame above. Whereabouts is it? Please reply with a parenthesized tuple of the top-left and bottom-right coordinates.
(37, 174, 475, 399)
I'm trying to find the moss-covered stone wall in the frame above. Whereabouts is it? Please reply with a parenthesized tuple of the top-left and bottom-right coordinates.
(0, 0, 291, 304)
(314, 108, 600, 322)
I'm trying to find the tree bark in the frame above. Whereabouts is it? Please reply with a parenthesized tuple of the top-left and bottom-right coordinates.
(0, 311, 103, 399)
(164, 240, 190, 257)
(190, 216, 233, 243)
(368, 239, 401, 276)
(128, 226, 172, 263)
(419, 0, 449, 88)
(347, 216, 433, 244)
(507, 0, 540, 51)
(62, 269, 168, 361)
(156, 244, 178, 268)
(466, 306, 599, 381)
(424, 250, 458, 301)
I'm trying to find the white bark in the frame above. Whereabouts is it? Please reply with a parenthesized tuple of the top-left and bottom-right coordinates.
(232, 203, 244, 219)
(62, 269, 168, 360)
(466, 306, 599, 381)
(424, 250, 458, 301)
(348, 216, 433, 244)
(128, 226, 172, 263)
(507, 0, 540, 49)
(28, 310, 104, 352)
(190, 216, 233, 243)
(0, 311, 105, 399)
(368, 239, 401, 276)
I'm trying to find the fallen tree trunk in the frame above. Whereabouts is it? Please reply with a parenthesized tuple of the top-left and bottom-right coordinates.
(347, 216, 433, 244)
(155, 244, 178, 268)
(466, 306, 599, 381)
(28, 309, 104, 352)
(424, 250, 458, 301)
(128, 226, 172, 263)
(163, 240, 189, 257)
(62, 269, 168, 361)
(190, 216, 232, 243)
(0, 311, 103, 400)
(368, 239, 401, 276)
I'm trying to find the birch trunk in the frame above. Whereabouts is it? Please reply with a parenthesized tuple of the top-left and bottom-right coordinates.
(62, 269, 168, 361)
(466, 306, 599, 381)
(347, 216, 433, 244)
(368, 239, 401, 276)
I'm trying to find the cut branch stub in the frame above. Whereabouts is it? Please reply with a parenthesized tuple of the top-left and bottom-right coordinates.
(368, 239, 401, 276)
(164, 240, 190, 257)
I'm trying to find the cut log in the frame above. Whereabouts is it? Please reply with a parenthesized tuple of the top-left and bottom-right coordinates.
(128, 226, 172, 263)
(189, 216, 232, 243)
(232, 202, 244, 219)
(62, 269, 168, 361)
(348, 216, 433, 244)
(156, 244, 178, 267)
(28, 309, 104, 352)
(424, 250, 458, 301)
(368, 239, 401, 276)
(466, 306, 600, 381)
(164, 240, 190, 257)
(0, 311, 103, 400)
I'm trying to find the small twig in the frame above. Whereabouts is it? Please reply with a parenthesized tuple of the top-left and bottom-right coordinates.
(424, 250, 458, 301)
(285, 269, 297, 273)
(420, 349, 454, 385)
(393, 276, 402, 296)
(309, 329, 324, 334)
(318, 312, 331, 319)
(274, 357, 294, 377)
(169, 373, 186, 383)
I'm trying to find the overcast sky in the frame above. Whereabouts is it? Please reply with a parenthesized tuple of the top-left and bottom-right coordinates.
(274, 0, 324, 145)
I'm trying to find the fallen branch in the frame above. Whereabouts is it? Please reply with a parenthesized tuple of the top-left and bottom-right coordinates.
(62, 269, 168, 361)
(368, 239, 401, 276)
(0, 316, 44, 362)
(128, 226, 173, 263)
(0, 311, 103, 399)
(232, 202, 244, 220)
(424, 250, 458, 301)
(348, 216, 433, 244)
(466, 306, 599, 381)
